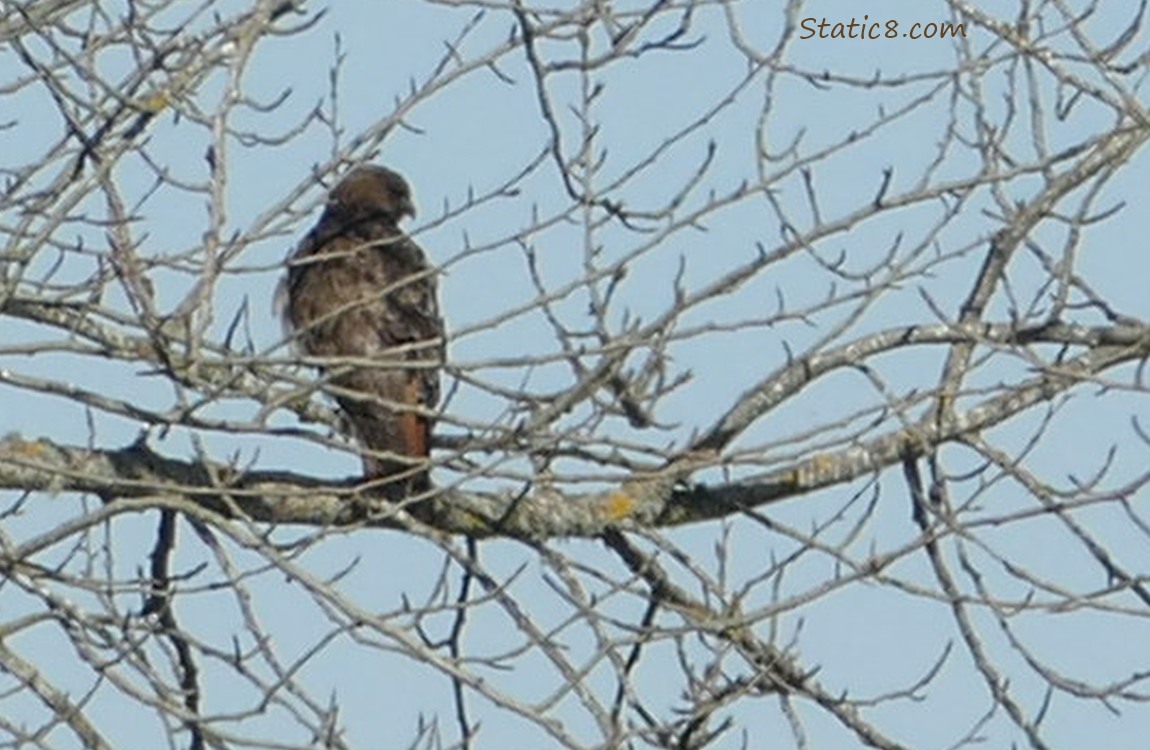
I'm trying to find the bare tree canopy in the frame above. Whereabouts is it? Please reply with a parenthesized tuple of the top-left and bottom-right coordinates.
(2, 1, 1149, 749)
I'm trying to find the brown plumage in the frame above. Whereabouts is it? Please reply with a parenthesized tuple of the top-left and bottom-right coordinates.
(281, 166, 443, 491)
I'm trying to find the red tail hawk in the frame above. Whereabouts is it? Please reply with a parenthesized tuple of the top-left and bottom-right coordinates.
(281, 166, 443, 492)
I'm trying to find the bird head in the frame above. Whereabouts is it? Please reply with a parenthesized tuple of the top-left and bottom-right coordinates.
(327, 165, 416, 223)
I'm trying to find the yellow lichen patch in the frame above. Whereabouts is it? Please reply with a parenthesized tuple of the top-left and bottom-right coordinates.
(456, 509, 498, 537)
(9, 438, 50, 458)
(602, 491, 637, 521)
(813, 453, 836, 472)
(136, 91, 171, 113)
(791, 454, 835, 486)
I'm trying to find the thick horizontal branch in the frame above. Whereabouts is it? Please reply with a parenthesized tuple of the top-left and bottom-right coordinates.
(3, 329, 1144, 541)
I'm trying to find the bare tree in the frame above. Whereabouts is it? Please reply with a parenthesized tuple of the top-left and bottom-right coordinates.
(3, 1, 1150, 748)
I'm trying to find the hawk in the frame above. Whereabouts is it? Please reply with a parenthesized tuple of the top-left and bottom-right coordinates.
(281, 166, 443, 492)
